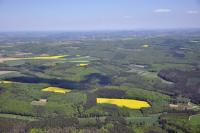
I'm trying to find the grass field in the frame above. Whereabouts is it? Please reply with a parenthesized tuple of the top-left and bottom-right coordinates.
(189, 114, 200, 125)
(96, 98, 151, 109)
(0, 113, 37, 121)
(126, 114, 160, 125)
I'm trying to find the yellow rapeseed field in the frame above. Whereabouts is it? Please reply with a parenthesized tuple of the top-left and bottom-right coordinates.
(0, 55, 68, 63)
(23, 55, 68, 60)
(79, 63, 88, 67)
(0, 80, 13, 84)
(142, 45, 149, 48)
(97, 98, 151, 109)
(42, 87, 71, 94)
(69, 60, 90, 63)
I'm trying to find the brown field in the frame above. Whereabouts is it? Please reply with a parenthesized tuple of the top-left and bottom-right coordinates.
(0, 57, 20, 63)
(0, 71, 16, 75)
(31, 99, 47, 106)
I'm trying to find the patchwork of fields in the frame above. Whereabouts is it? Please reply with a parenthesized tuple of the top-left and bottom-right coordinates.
(0, 31, 200, 132)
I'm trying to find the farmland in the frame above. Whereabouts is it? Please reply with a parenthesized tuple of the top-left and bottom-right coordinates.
(42, 87, 71, 94)
(0, 30, 200, 132)
(0, 55, 67, 63)
(96, 98, 150, 109)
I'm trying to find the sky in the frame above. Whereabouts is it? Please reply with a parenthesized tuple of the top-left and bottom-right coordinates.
(0, 0, 200, 31)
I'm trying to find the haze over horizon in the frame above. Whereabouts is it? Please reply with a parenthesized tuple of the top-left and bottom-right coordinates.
(0, 0, 200, 31)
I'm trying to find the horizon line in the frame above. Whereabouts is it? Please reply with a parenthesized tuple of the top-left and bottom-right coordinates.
(1, 27, 200, 33)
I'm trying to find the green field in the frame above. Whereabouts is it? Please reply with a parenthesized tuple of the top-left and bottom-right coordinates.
(0, 113, 37, 121)
(189, 114, 200, 125)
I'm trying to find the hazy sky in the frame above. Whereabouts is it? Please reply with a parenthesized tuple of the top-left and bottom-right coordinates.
(0, 0, 200, 31)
